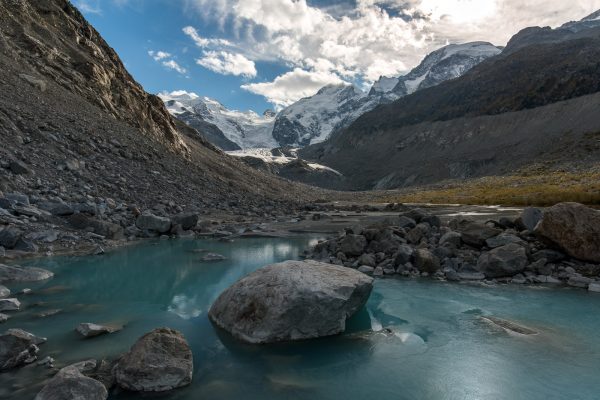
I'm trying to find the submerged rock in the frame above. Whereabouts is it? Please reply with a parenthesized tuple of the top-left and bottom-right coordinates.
(200, 253, 227, 262)
(76, 323, 116, 338)
(209, 260, 374, 344)
(477, 243, 528, 278)
(35, 360, 108, 400)
(115, 328, 193, 392)
(481, 316, 538, 335)
(534, 202, 600, 263)
(0, 329, 46, 371)
(0, 264, 54, 283)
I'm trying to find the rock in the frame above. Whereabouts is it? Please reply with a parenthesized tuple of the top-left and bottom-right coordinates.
(481, 316, 538, 335)
(397, 216, 416, 229)
(38, 201, 75, 216)
(393, 244, 413, 265)
(477, 243, 528, 278)
(0, 298, 20, 311)
(171, 213, 198, 230)
(588, 283, 600, 293)
(406, 224, 428, 244)
(511, 274, 527, 284)
(68, 214, 124, 240)
(13, 205, 48, 218)
(357, 253, 376, 267)
(0, 329, 45, 371)
(439, 231, 462, 247)
(485, 233, 526, 248)
(399, 208, 425, 223)
(0, 285, 9, 298)
(567, 276, 593, 289)
(338, 234, 367, 256)
(8, 160, 32, 175)
(14, 238, 39, 253)
(35, 360, 108, 400)
(457, 271, 485, 280)
(0, 314, 8, 323)
(421, 215, 441, 228)
(531, 249, 566, 263)
(516, 207, 542, 231)
(413, 249, 440, 273)
(18, 73, 47, 92)
(444, 269, 460, 281)
(357, 266, 374, 275)
(136, 213, 171, 233)
(209, 260, 373, 343)
(76, 323, 115, 338)
(115, 328, 193, 392)
(4, 193, 30, 205)
(27, 230, 59, 243)
(200, 253, 227, 262)
(0, 227, 21, 249)
(0, 264, 54, 283)
(534, 203, 600, 263)
(451, 219, 502, 247)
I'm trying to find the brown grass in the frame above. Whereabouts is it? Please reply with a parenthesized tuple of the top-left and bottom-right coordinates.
(381, 171, 600, 206)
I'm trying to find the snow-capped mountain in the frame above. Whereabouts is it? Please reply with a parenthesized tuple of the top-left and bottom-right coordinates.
(159, 91, 277, 150)
(272, 41, 501, 147)
(271, 84, 378, 147)
(370, 41, 501, 101)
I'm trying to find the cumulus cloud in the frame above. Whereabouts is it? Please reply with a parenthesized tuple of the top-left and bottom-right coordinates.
(196, 51, 257, 78)
(183, 0, 600, 106)
(241, 68, 344, 108)
(148, 50, 187, 74)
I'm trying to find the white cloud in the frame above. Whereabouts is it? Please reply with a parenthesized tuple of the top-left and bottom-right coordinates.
(241, 68, 344, 108)
(196, 51, 257, 78)
(162, 60, 187, 74)
(148, 50, 187, 74)
(184, 0, 600, 106)
(75, 0, 102, 14)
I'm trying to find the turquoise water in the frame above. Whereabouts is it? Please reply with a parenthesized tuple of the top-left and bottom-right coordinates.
(2, 237, 600, 400)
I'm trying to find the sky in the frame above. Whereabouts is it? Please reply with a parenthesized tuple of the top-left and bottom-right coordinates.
(75, 0, 600, 113)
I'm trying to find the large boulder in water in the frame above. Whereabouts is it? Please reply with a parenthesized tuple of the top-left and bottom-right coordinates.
(208, 260, 374, 344)
(477, 243, 528, 278)
(114, 328, 193, 392)
(534, 202, 600, 263)
(35, 360, 107, 400)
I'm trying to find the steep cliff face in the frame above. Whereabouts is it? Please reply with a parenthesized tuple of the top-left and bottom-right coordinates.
(0, 0, 187, 153)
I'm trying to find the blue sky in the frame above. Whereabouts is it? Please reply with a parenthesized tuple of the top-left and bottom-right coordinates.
(75, 0, 599, 113)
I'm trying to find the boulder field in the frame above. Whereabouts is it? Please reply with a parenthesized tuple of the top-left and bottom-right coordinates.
(307, 202, 600, 290)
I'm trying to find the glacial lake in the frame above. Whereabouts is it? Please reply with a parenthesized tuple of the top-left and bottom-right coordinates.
(2, 236, 600, 400)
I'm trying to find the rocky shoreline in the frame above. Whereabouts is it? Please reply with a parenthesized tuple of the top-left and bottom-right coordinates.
(306, 202, 600, 292)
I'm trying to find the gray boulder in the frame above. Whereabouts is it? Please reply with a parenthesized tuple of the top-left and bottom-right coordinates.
(338, 234, 367, 256)
(516, 207, 542, 231)
(136, 214, 171, 233)
(8, 160, 31, 175)
(171, 213, 199, 230)
(357, 253, 376, 267)
(477, 243, 528, 278)
(414, 249, 440, 273)
(450, 218, 501, 247)
(0, 285, 9, 298)
(0, 314, 7, 323)
(0, 298, 20, 311)
(67, 214, 124, 240)
(0, 329, 46, 371)
(393, 244, 413, 266)
(4, 193, 29, 205)
(0, 227, 21, 249)
(439, 231, 462, 247)
(35, 360, 107, 400)
(357, 265, 374, 274)
(534, 202, 600, 263)
(0, 264, 54, 283)
(397, 216, 416, 229)
(209, 260, 373, 344)
(115, 328, 193, 392)
(485, 233, 526, 248)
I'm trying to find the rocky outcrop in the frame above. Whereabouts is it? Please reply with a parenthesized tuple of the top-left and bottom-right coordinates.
(35, 360, 108, 400)
(209, 260, 373, 344)
(0, 0, 187, 154)
(114, 328, 193, 392)
(0, 329, 46, 371)
(534, 203, 600, 263)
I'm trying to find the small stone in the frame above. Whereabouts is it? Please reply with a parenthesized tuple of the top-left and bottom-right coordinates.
(373, 267, 384, 277)
(76, 323, 115, 338)
(357, 265, 374, 274)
